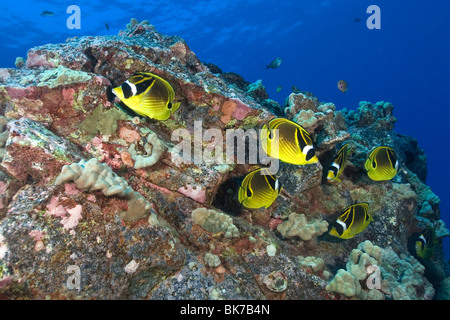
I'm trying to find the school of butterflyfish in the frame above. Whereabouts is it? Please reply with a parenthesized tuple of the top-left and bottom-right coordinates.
(112, 72, 434, 253)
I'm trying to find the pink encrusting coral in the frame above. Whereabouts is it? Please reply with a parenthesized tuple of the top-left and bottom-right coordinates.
(231, 99, 252, 120)
(28, 230, 45, 241)
(119, 127, 141, 143)
(26, 51, 55, 68)
(61, 88, 76, 107)
(46, 196, 82, 230)
(178, 185, 206, 203)
(269, 218, 283, 230)
(64, 183, 80, 195)
(60, 205, 82, 230)
(46, 196, 67, 218)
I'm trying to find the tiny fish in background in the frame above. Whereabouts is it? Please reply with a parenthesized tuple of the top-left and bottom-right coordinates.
(105, 23, 110, 31)
(365, 146, 399, 181)
(354, 18, 362, 23)
(112, 72, 181, 121)
(266, 57, 282, 69)
(415, 227, 438, 259)
(337, 80, 348, 92)
(40, 11, 55, 17)
(238, 168, 282, 209)
(329, 203, 373, 239)
(276, 86, 282, 93)
(291, 85, 301, 94)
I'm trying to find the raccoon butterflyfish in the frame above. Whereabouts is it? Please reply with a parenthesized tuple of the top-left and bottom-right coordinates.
(327, 143, 351, 182)
(112, 72, 181, 121)
(260, 118, 319, 165)
(337, 80, 348, 93)
(238, 168, 282, 209)
(364, 146, 399, 181)
(329, 203, 373, 239)
(415, 227, 438, 259)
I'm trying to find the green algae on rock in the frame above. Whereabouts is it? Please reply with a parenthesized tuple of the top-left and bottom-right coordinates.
(80, 104, 130, 136)
(37, 65, 92, 89)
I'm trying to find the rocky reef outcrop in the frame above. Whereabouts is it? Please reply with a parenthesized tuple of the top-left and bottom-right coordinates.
(0, 19, 448, 300)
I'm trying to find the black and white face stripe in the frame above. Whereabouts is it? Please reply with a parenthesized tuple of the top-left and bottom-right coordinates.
(328, 163, 340, 178)
(419, 235, 427, 246)
(334, 219, 347, 236)
(265, 174, 281, 192)
(121, 81, 135, 99)
(296, 128, 309, 151)
(121, 77, 155, 99)
(303, 145, 316, 161)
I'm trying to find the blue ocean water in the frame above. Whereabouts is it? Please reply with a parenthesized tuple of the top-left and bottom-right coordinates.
(0, 1, 449, 259)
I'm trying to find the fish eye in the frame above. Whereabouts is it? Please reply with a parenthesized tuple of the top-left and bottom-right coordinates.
(167, 102, 172, 109)
(372, 160, 376, 168)
(268, 130, 273, 140)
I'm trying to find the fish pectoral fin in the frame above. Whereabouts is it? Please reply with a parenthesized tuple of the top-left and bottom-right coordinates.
(172, 102, 181, 112)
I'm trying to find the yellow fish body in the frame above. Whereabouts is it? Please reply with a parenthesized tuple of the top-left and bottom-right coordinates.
(327, 143, 351, 182)
(238, 168, 282, 209)
(329, 203, 373, 239)
(260, 118, 319, 165)
(415, 227, 437, 259)
(112, 72, 180, 120)
(364, 146, 399, 181)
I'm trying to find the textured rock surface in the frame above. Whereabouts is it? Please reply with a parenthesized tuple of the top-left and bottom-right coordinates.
(0, 19, 448, 300)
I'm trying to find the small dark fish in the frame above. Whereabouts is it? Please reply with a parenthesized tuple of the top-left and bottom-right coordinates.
(105, 23, 110, 31)
(266, 57, 282, 69)
(40, 11, 55, 17)
(354, 18, 362, 23)
(291, 86, 301, 94)
(337, 80, 348, 93)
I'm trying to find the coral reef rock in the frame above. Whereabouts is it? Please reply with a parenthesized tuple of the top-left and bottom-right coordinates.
(0, 19, 448, 300)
